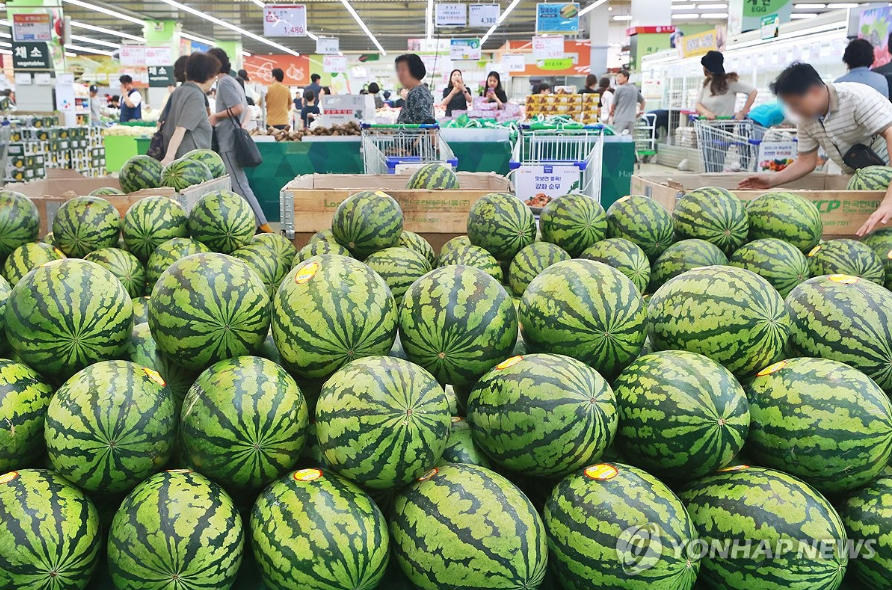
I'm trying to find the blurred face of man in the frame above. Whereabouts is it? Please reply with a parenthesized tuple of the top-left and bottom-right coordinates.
(616, 73, 628, 85)
(779, 84, 829, 120)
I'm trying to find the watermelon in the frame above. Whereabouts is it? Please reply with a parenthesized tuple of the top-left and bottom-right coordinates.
(89, 186, 123, 196)
(0, 191, 39, 260)
(84, 247, 146, 298)
(678, 466, 847, 590)
(126, 322, 197, 411)
(41, 232, 54, 245)
(746, 191, 823, 251)
(45, 360, 175, 494)
(649, 238, 728, 292)
(52, 196, 121, 258)
(108, 470, 244, 590)
(232, 242, 291, 297)
(308, 229, 339, 245)
(251, 468, 389, 590)
(0, 469, 101, 590)
(399, 265, 517, 386)
(606, 195, 674, 260)
(161, 158, 213, 191)
(315, 356, 450, 490)
(364, 246, 432, 302)
(438, 244, 504, 283)
(787, 275, 892, 392)
(519, 259, 646, 379)
(840, 474, 892, 590)
(540, 193, 607, 257)
(145, 236, 211, 286)
(251, 232, 297, 268)
(399, 230, 436, 267)
(406, 162, 459, 189)
(331, 190, 403, 258)
(729, 237, 811, 297)
(467, 193, 536, 261)
(746, 357, 892, 494)
(648, 266, 790, 376)
(183, 148, 226, 178)
(808, 239, 885, 285)
(439, 235, 471, 259)
(0, 360, 54, 471)
(121, 196, 189, 261)
(848, 165, 892, 191)
(293, 240, 352, 267)
(862, 229, 892, 290)
(0, 275, 8, 339)
(390, 463, 547, 590)
(508, 242, 571, 297)
(1, 242, 64, 286)
(467, 353, 618, 477)
(6, 259, 133, 379)
(438, 416, 491, 468)
(545, 463, 700, 590)
(131, 295, 149, 324)
(613, 350, 750, 479)
(673, 187, 748, 254)
(273, 255, 397, 380)
(119, 155, 163, 194)
(189, 190, 257, 254)
(181, 356, 308, 494)
(579, 237, 651, 293)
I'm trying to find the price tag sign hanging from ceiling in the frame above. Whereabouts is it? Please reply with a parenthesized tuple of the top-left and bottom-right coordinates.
(316, 37, 339, 55)
(263, 5, 308, 37)
(323, 55, 347, 73)
(532, 35, 564, 60)
(536, 3, 580, 34)
(469, 4, 500, 28)
(436, 4, 467, 27)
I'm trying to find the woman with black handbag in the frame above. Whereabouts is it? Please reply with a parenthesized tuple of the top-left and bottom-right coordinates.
(207, 47, 272, 234)
(159, 53, 219, 165)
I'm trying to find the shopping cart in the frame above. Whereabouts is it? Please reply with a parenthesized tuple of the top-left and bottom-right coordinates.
(360, 123, 457, 175)
(636, 113, 657, 163)
(694, 117, 797, 173)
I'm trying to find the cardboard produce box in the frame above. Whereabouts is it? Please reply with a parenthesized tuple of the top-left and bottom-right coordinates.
(630, 173, 877, 240)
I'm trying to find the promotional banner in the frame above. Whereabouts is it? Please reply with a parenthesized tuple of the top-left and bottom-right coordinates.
(532, 35, 565, 60)
(436, 3, 467, 27)
(761, 14, 779, 40)
(515, 164, 581, 201)
(12, 13, 53, 42)
(469, 4, 500, 28)
(244, 54, 310, 85)
(678, 26, 727, 59)
(449, 38, 481, 60)
(536, 3, 579, 35)
(729, 0, 792, 35)
(264, 5, 308, 37)
(860, 6, 892, 67)
(316, 37, 339, 55)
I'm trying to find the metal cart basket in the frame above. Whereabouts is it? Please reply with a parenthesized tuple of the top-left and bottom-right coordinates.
(635, 113, 657, 164)
(694, 118, 796, 173)
(360, 123, 457, 175)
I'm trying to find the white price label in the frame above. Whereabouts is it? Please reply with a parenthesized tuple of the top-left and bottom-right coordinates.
(532, 35, 564, 60)
(502, 54, 526, 72)
(322, 55, 347, 73)
(469, 4, 500, 27)
(264, 5, 308, 37)
(316, 37, 339, 55)
(436, 3, 467, 27)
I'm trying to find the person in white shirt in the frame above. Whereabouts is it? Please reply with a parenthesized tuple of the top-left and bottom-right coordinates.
(695, 51, 757, 120)
(118, 75, 142, 122)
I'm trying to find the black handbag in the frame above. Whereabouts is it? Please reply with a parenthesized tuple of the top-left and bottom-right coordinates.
(227, 107, 262, 168)
(146, 101, 169, 160)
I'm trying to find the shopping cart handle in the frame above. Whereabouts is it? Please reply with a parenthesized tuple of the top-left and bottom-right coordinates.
(447, 158, 459, 168)
(360, 123, 441, 130)
(508, 161, 522, 170)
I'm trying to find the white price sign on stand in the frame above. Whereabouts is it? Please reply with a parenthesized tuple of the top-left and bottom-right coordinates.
(264, 5, 308, 37)
(323, 55, 347, 73)
(502, 54, 526, 72)
(120, 45, 147, 66)
(469, 4, 500, 27)
(532, 35, 564, 60)
(316, 37, 340, 55)
(436, 4, 467, 27)
(145, 47, 172, 67)
(515, 164, 581, 201)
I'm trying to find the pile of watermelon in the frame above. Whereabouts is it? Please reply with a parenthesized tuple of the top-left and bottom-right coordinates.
(118, 149, 225, 195)
(3, 179, 892, 590)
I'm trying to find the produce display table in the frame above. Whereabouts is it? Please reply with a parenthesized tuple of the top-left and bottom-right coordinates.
(103, 136, 147, 173)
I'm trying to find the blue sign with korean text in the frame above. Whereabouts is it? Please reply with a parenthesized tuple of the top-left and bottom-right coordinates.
(536, 3, 580, 35)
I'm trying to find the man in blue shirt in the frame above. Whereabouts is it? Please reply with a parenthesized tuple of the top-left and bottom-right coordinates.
(118, 75, 142, 122)
(836, 39, 889, 98)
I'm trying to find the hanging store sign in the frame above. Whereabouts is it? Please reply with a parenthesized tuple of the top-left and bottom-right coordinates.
(436, 4, 467, 27)
(469, 4, 500, 28)
(502, 54, 526, 72)
(761, 14, 779, 40)
(145, 47, 173, 67)
(316, 37, 340, 55)
(536, 3, 579, 35)
(322, 55, 347, 73)
(120, 45, 147, 66)
(450, 38, 481, 60)
(148, 65, 175, 88)
(264, 5, 308, 37)
(12, 13, 53, 42)
(12, 42, 52, 70)
(532, 35, 564, 60)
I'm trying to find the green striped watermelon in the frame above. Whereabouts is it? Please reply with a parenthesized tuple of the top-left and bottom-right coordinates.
(0, 275, 8, 341)
(88, 186, 123, 196)
(862, 228, 892, 290)
(251, 468, 389, 590)
(126, 322, 197, 411)
(316, 356, 450, 490)
(467, 192, 536, 261)
(0, 191, 39, 260)
(438, 244, 504, 283)
(399, 230, 436, 267)
(45, 360, 175, 494)
(161, 158, 213, 191)
(439, 235, 471, 260)
(273, 255, 397, 380)
(747, 191, 823, 251)
(232, 242, 291, 297)
(649, 239, 728, 292)
(678, 466, 847, 590)
(251, 233, 297, 268)
(149, 253, 270, 371)
(119, 155, 163, 194)
(673, 187, 748, 254)
(848, 165, 892, 190)
(390, 463, 547, 590)
(256, 331, 281, 365)
(580, 237, 651, 293)
(293, 240, 352, 267)
(508, 242, 571, 297)
(613, 350, 750, 479)
(808, 239, 885, 285)
(364, 246, 432, 302)
(545, 462, 700, 590)
(181, 356, 308, 493)
(0, 469, 101, 590)
(438, 416, 491, 467)
(189, 190, 257, 254)
(787, 275, 892, 392)
(648, 266, 790, 376)
(840, 474, 892, 590)
(84, 247, 146, 298)
(540, 194, 607, 257)
(41, 232, 54, 245)
(108, 470, 244, 590)
(0, 360, 54, 471)
(746, 356, 892, 494)
(399, 265, 517, 386)
(183, 148, 226, 178)
(606, 195, 674, 260)
(121, 196, 189, 262)
(309, 229, 338, 245)
(132, 295, 149, 324)
(6, 259, 133, 379)
(519, 259, 646, 379)
(467, 353, 618, 477)
(332, 190, 403, 258)
(730, 238, 811, 297)
(145, 237, 210, 286)
(406, 162, 459, 189)
(52, 196, 121, 258)
(1, 242, 64, 286)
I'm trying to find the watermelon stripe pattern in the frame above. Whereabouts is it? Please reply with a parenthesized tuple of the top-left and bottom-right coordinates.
(122, 196, 189, 262)
(126, 322, 197, 411)
(0, 360, 55, 471)
(540, 194, 607, 257)
(2, 242, 64, 287)
(649, 238, 728, 292)
(438, 417, 491, 467)
(364, 247, 433, 302)
(672, 187, 748, 254)
(579, 237, 651, 293)
(606, 195, 674, 260)
(84, 247, 147, 298)
(0, 191, 40, 260)
(189, 190, 257, 254)
(848, 165, 892, 191)
(145, 237, 211, 287)
(0, 275, 8, 340)
(808, 239, 885, 285)
(332, 191, 403, 258)
(438, 244, 503, 283)
(119, 155, 163, 194)
(467, 193, 536, 261)
(183, 149, 226, 179)
(438, 236, 471, 260)
(161, 158, 213, 191)
(232, 242, 291, 298)
(406, 163, 459, 190)
(508, 242, 571, 297)
(862, 228, 892, 290)
(251, 233, 297, 268)
(399, 230, 436, 267)
(293, 240, 352, 267)
(840, 475, 892, 590)
(89, 187, 123, 197)
(729, 237, 810, 297)
(52, 196, 121, 258)
(746, 191, 823, 252)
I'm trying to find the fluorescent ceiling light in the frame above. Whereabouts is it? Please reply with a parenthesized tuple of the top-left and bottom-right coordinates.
(698, 2, 728, 8)
(63, 42, 116, 56)
(0, 32, 9, 39)
(579, 0, 609, 16)
(71, 21, 144, 42)
(827, 3, 859, 7)
(791, 12, 819, 17)
(0, 41, 10, 48)
(63, 0, 145, 26)
(180, 31, 215, 45)
(794, 2, 825, 6)
(242, 50, 252, 57)
(426, 0, 434, 40)
(70, 34, 120, 49)
(481, 0, 523, 44)
(65, 51, 76, 57)
(340, 0, 386, 55)
(672, 3, 697, 8)
(251, 0, 265, 6)
(673, 13, 701, 18)
(613, 14, 633, 20)
(702, 12, 728, 17)
(0, 49, 12, 56)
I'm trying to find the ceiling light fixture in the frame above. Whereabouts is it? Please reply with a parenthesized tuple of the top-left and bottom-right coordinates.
(63, 42, 116, 56)
(790, 12, 819, 17)
(70, 21, 144, 42)
(251, 0, 265, 6)
(481, 0, 523, 44)
(579, 0, 610, 17)
(70, 34, 120, 48)
(612, 14, 633, 20)
(340, 0, 386, 54)
(180, 31, 215, 45)
(62, 0, 145, 26)
(426, 0, 434, 40)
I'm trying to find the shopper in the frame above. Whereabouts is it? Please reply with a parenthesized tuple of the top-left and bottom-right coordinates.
(303, 73, 322, 108)
(89, 85, 101, 126)
(395, 54, 434, 124)
(739, 63, 892, 236)
(394, 87, 408, 109)
(873, 33, 892, 99)
(238, 69, 260, 106)
(441, 69, 473, 116)
(368, 82, 384, 109)
(173, 55, 188, 85)
(579, 74, 598, 94)
(597, 76, 614, 123)
(538, 83, 552, 95)
(207, 47, 272, 234)
(836, 39, 889, 98)
(695, 50, 757, 120)
(161, 52, 220, 164)
(266, 68, 292, 130)
(300, 89, 320, 128)
(481, 71, 508, 109)
(118, 75, 142, 122)
(609, 70, 645, 135)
